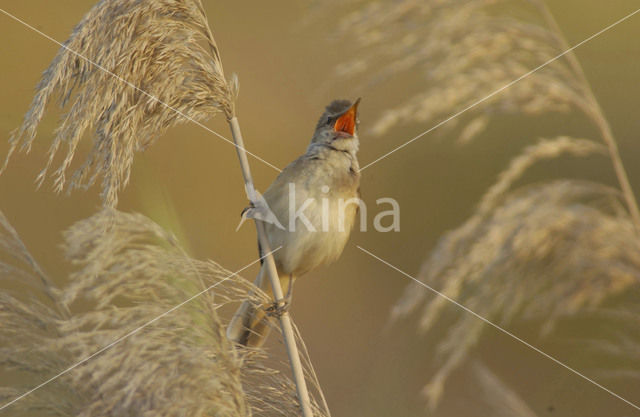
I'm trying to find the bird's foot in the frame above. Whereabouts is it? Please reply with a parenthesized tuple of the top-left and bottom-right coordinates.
(265, 275, 294, 319)
(265, 298, 290, 318)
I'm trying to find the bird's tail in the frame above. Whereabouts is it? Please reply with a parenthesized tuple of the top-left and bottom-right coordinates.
(227, 266, 292, 348)
(227, 297, 272, 348)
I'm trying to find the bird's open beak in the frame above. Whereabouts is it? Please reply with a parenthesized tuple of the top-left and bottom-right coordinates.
(334, 98, 361, 136)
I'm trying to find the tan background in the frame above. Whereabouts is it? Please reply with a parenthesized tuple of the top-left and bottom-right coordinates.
(1, 1, 640, 415)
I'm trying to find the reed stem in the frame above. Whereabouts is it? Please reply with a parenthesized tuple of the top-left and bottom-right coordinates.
(228, 116, 314, 417)
(534, 0, 640, 230)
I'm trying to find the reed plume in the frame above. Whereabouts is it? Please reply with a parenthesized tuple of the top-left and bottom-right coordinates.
(330, 0, 639, 225)
(0, 208, 328, 416)
(328, 0, 640, 412)
(1, 0, 235, 207)
(330, 0, 584, 136)
(393, 179, 640, 407)
(2, 0, 317, 413)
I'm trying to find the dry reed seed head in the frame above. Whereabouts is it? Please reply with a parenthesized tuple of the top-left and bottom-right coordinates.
(392, 180, 640, 408)
(0, 209, 328, 416)
(324, 0, 640, 412)
(0, 211, 72, 415)
(2, 0, 236, 207)
(477, 136, 606, 213)
(325, 0, 590, 138)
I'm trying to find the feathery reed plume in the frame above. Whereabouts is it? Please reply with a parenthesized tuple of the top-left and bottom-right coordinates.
(392, 180, 640, 408)
(476, 136, 605, 213)
(0, 210, 70, 415)
(2, 0, 316, 412)
(0, 209, 329, 416)
(329, 0, 586, 136)
(328, 0, 639, 226)
(1, 0, 235, 207)
(0, 210, 60, 308)
(324, 0, 640, 411)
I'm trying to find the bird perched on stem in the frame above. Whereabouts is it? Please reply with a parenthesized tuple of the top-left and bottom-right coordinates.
(228, 99, 362, 347)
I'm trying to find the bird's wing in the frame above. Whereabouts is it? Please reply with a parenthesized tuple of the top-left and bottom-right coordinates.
(262, 157, 313, 217)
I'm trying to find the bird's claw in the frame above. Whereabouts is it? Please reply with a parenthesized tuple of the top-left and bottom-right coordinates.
(265, 298, 290, 318)
(264, 275, 294, 318)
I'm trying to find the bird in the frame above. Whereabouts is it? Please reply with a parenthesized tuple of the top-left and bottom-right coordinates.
(227, 98, 362, 347)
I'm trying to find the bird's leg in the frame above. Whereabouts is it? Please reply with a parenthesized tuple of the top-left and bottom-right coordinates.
(284, 274, 294, 304)
(266, 274, 294, 319)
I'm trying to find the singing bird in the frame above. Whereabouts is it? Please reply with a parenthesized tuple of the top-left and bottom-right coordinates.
(227, 99, 362, 347)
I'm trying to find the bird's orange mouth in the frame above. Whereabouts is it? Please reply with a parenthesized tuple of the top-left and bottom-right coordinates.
(334, 98, 360, 136)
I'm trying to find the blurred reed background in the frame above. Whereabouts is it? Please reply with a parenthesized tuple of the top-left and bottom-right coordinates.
(1, 0, 640, 416)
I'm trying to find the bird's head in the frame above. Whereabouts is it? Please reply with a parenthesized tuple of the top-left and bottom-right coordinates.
(311, 98, 361, 153)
